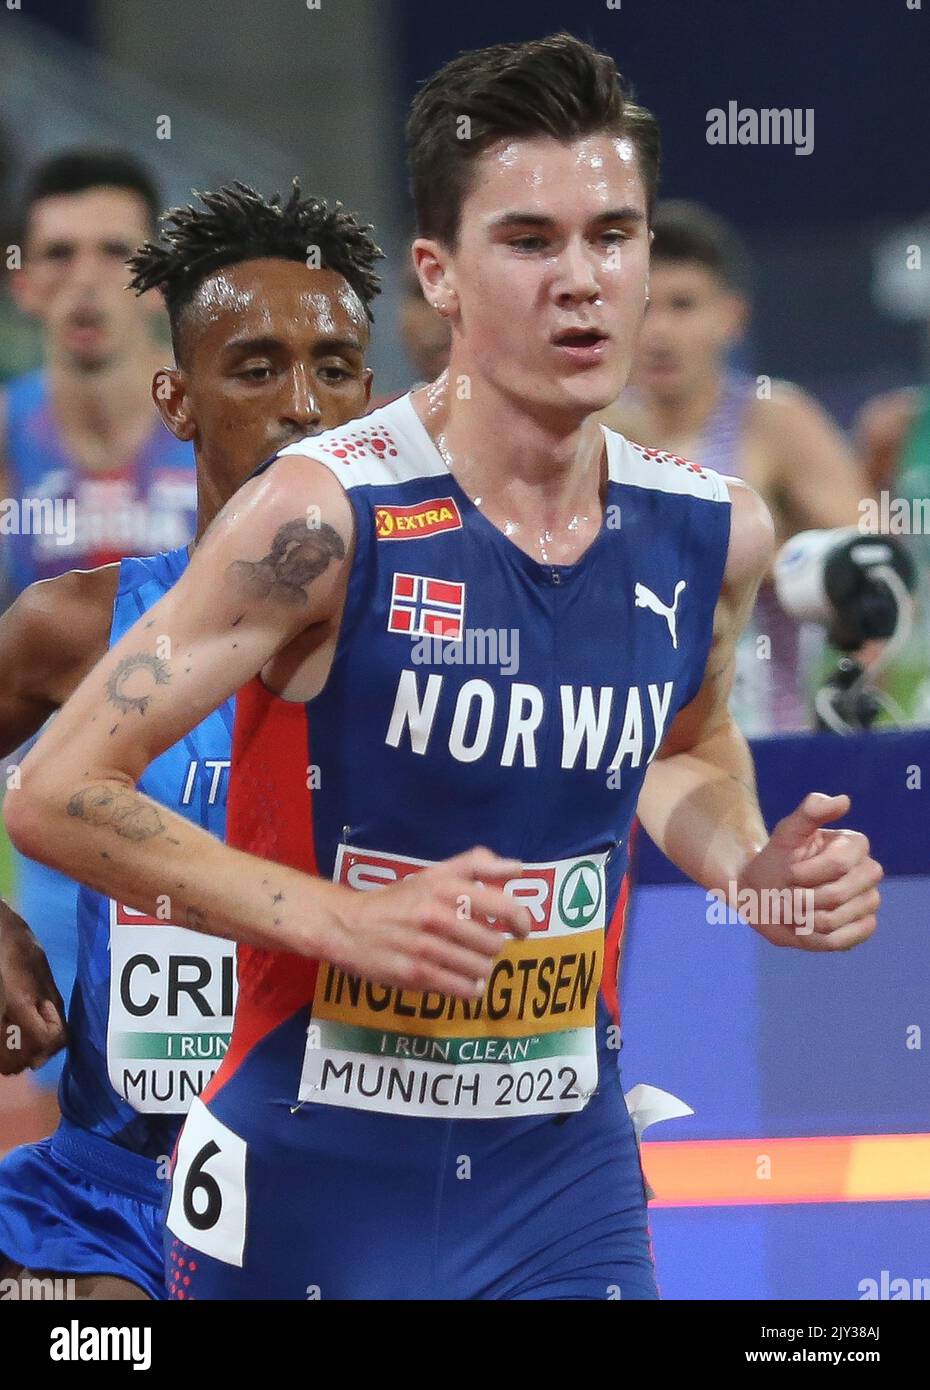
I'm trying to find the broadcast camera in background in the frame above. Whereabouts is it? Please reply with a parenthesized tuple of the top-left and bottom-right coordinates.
(774, 529, 919, 733)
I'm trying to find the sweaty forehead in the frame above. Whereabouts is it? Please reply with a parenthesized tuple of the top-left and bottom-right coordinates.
(186, 259, 368, 346)
(468, 134, 645, 217)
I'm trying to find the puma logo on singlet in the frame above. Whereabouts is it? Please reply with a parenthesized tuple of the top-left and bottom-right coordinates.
(634, 580, 686, 649)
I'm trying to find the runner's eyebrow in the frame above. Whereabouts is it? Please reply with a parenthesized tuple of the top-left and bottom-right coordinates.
(310, 335, 366, 357)
(221, 335, 364, 358)
(488, 207, 645, 232)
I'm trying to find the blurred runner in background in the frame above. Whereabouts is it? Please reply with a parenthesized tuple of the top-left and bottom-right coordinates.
(0, 148, 196, 1113)
(600, 200, 870, 735)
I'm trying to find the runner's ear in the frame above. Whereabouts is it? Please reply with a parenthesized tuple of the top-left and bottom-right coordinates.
(153, 368, 195, 442)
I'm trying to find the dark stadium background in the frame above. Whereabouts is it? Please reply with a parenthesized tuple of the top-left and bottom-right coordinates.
(2, 0, 927, 414)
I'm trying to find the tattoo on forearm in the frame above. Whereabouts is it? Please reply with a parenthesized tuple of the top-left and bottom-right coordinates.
(260, 878, 287, 927)
(706, 654, 734, 684)
(228, 520, 345, 606)
(106, 652, 171, 716)
(66, 785, 165, 842)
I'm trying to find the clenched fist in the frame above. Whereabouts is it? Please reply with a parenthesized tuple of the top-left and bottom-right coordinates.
(735, 792, 882, 951)
(323, 846, 533, 997)
(0, 902, 67, 1074)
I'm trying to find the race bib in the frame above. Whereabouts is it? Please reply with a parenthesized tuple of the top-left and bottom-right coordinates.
(108, 902, 237, 1115)
(298, 846, 606, 1119)
(166, 1098, 247, 1266)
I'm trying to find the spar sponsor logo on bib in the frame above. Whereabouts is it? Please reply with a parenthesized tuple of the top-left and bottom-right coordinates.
(108, 903, 237, 1115)
(298, 845, 607, 1119)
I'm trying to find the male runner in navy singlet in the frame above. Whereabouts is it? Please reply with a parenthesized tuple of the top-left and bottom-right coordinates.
(8, 37, 882, 1299)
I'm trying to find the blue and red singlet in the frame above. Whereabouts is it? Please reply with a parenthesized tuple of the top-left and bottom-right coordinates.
(165, 394, 731, 1299)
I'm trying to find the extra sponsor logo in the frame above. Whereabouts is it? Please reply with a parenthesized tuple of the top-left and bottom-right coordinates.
(375, 497, 462, 540)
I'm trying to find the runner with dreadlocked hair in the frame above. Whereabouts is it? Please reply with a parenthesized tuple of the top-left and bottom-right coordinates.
(128, 180, 381, 364)
(0, 179, 378, 1300)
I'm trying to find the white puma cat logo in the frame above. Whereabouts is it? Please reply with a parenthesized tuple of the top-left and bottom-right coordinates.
(634, 580, 686, 649)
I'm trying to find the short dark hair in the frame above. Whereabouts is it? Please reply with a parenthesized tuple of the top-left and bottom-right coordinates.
(22, 147, 161, 236)
(127, 180, 383, 363)
(649, 201, 749, 291)
(406, 32, 660, 249)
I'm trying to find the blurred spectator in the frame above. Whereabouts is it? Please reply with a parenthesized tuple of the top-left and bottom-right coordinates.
(370, 259, 450, 408)
(1, 148, 196, 595)
(0, 148, 197, 1101)
(398, 260, 451, 385)
(857, 351, 930, 523)
(852, 335, 930, 723)
(600, 200, 870, 735)
(0, 120, 42, 385)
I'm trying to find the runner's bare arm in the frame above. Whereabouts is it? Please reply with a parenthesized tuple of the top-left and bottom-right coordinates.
(4, 455, 530, 993)
(0, 566, 117, 1072)
(637, 479, 881, 951)
(0, 566, 117, 758)
(4, 456, 357, 952)
(636, 479, 773, 890)
(853, 387, 920, 495)
(761, 383, 870, 531)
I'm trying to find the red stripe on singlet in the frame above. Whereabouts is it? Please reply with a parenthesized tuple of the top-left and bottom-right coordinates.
(599, 818, 639, 1026)
(201, 676, 321, 1104)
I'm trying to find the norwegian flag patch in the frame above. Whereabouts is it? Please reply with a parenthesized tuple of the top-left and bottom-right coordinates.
(388, 573, 465, 641)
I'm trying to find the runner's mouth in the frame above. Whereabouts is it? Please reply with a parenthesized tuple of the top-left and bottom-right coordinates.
(67, 308, 106, 332)
(551, 328, 610, 349)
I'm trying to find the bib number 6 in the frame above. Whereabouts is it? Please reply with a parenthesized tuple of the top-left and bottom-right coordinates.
(166, 1098, 247, 1266)
(184, 1141, 223, 1231)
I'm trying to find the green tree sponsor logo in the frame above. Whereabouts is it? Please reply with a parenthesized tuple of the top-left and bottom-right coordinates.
(558, 861, 602, 928)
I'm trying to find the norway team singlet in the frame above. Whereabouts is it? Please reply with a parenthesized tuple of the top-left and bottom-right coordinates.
(59, 546, 236, 1161)
(199, 394, 731, 1129)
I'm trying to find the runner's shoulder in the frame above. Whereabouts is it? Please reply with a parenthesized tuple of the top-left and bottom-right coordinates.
(717, 475, 775, 593)
(235, 447, 356, 555)
(745, 377, 831, 433)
